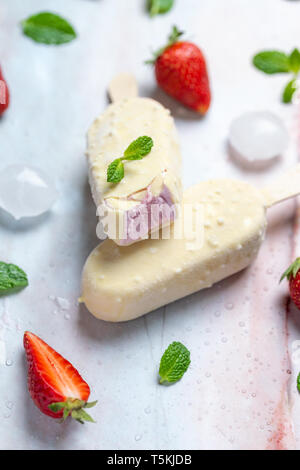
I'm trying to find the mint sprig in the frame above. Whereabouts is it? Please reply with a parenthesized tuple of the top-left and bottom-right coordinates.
(297, 373, 300, 393)
(107, 136, 154, 183)
(148, 0, 175, 17)
(21, 12, 77, 45)
(253, 48, 300, 103)
(0, 262, 28, 296)
(159, 342, 191, 385)
(283, 79, 297, 104)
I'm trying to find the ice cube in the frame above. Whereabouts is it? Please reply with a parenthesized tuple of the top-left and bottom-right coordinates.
(0, 164, 58, 220)
(229, 111, 289, 169)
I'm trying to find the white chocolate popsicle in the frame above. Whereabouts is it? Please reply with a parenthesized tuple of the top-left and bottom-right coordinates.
(87, 74, 182, 246)
(81, 166, 300, 322)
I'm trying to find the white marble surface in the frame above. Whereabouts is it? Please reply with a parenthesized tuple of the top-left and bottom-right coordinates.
(0, 0, 300, 450)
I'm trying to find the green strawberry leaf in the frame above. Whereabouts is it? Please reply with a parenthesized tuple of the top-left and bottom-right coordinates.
(148, 0, 175, 17)
(63, 407, 70, 421)
(48, 402, 66, 413)
(280, 258, 300, 282)
(76, 409, 96, 423)
(159, 341, 191, 384)
(21, 12, 77, 45)
(84, 400, 98, 409)
(49, 398, 97, 424)
(123, 136, 154, 160)
(282, 78, 298, 104)
(0, 262, 28, 296)
(289, 48, 300, 74)
(107, 158, 124, 183)
(145, 25, 184, 64)
(253, 51, 290, 74)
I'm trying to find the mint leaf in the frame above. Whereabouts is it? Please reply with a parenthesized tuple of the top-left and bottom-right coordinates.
(159, 342, 191, 384)
(282, 78, 297, 104)
(107, 159, 124, 183)
(297, 373, 300, 393)
(253, 51, 290, 74)
(0, 262, 28, 296)
(107, 136, 153, 183)
(21, 12, 77, 45)
(289, 48, 300, 74)
(123, 136, 154, 160)
(148, 0, 175, 17)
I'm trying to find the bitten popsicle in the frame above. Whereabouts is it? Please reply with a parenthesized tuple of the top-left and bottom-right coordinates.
(81, 166, 300, 322)
(87, 74, 182, 246)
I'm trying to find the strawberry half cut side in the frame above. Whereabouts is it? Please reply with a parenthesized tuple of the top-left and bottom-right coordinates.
(24, 331, 97, 423)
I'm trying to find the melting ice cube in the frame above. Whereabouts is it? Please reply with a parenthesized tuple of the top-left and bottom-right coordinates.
(229, 111, 289, 169)
(0, 164, 58, 219)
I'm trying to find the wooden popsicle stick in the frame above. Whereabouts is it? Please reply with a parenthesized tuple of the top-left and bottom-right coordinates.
(262, 164, 300, 208)
(108, 73, 138, 103)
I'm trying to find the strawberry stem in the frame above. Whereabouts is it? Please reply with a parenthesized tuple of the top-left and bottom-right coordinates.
(280, 257, 300, 282)
(49, 398, 97, 424)
(145, 25, 184, 64)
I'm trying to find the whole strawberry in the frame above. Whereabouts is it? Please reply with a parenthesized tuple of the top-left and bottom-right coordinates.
(0, 66, 10, 116)
(280, 258, 300, 309)
(24, 331, 97, 423)
(147, 26, 211, 113)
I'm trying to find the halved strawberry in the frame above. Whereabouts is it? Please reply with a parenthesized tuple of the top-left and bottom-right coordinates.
(24, 331, 97, 423)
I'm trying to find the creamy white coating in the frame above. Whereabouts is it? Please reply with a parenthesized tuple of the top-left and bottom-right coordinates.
(81, 179, 267, 322)
(87, 97, 182, 245)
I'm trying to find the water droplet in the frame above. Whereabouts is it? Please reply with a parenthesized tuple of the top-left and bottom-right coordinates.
(55, 297, 70, 311)
(64, 313, 71, 320)
(239, 321, 245, 327)
(214, 311, 221, 317)
(135, 434, 142, 441)
(225, 303, 234, 310)
(221, 337, 228, 343)
(144, 407, 151, 415)
(5, 401, 14, 410)
(5, 359, 13, 367)
(0, 164, 58, 219)
(205, 372, 211, 378)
